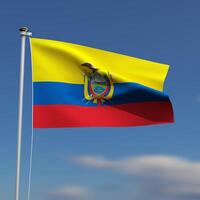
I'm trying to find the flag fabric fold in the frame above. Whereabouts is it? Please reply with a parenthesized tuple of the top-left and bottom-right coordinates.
(30, 38, 174, 128)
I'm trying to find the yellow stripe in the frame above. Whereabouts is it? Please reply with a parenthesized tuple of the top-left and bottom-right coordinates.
(30, 38, 169, 91)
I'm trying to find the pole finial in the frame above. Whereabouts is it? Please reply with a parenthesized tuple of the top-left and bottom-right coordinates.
(19, 27, 29, 32)
(19, 27, 32, 37)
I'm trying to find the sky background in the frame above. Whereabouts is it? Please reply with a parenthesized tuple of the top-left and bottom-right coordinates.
(0, 0, 200, 200)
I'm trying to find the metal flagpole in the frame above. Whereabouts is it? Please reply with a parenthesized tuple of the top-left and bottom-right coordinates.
(15, 27, 32, 200)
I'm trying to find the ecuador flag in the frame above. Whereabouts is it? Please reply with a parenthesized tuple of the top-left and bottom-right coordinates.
(30, 38, 174, 128)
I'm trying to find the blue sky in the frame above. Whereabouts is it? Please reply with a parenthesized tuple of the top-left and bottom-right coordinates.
(1, 0, 200, 200)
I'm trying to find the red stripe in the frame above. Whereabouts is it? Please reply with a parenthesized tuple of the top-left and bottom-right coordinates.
(33, 102, 174, 128)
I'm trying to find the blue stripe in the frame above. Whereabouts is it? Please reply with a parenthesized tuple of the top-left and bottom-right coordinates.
(33, 82, 170, 106)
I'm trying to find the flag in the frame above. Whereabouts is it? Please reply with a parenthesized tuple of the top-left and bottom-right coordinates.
(30, 38, 174, 128)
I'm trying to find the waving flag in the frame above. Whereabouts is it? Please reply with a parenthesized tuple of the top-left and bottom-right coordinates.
(30, 38, 174, 128)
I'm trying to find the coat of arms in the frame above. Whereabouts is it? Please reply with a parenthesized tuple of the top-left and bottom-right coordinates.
(81, 63, 114, 105)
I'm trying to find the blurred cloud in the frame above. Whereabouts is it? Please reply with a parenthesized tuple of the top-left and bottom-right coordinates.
(197, 94, 200, 103)
(48, 185, 91, 200)
(72, 155, 200, 199)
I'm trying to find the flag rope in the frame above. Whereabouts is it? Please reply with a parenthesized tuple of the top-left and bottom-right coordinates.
(27, 84, 34, 200)
(27, 123, 34, 200)
(27, 35, 34, 200)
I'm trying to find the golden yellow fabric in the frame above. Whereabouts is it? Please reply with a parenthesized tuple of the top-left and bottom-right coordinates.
(30, 38, 169, 91)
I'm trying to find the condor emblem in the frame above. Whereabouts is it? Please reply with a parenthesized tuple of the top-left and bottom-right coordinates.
(81, 63, 114, 105)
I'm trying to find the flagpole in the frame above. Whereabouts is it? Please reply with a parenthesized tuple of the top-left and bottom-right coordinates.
(15, 27, 32, 200)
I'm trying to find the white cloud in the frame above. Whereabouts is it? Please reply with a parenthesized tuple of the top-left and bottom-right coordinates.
(72, 155, 112, 168)
(72, 155, 200, 198)
(50, 185, 91, 199)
